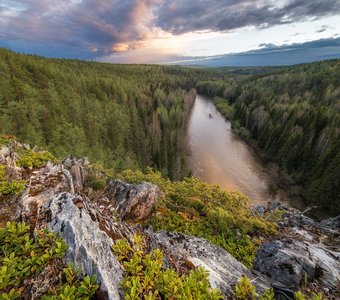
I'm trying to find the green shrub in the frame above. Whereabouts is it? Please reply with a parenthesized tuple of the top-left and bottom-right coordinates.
(0, 222, 67, 297)
(120, 167, 171, 191)
(234, 276, 325, 300)
(0, 165, 25, 196)
(122, 168, 276, 268)
(0, 181, 25, 196)
(0, 166, 5, 181)
(235, 276, 257, 300)
(0, 288, 22, 300)
(0, 222, 98, 299)
(16, 150, 55, 169)
(42, 264, 98, 300)
(235, 276, 274, 300)
(0, 135, 16, 147)
(112, 234, 222, 300)
(84, 163, 112, 191)
(215, 97, 235, 119)
(295, 291, 325, 300)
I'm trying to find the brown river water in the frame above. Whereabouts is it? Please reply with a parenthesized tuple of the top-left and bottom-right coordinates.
(187, 94, 292, 207)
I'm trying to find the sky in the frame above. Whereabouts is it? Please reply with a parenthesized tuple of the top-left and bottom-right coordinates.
(0, 0, 340, 66)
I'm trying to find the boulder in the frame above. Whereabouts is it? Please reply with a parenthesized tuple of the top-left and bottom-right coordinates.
(106, 179, 161, 222)
(320, 215, 340, 231)
(254, 239, 340, 291)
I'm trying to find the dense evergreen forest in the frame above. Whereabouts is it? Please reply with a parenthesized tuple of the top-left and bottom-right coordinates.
(197, 60, 340, 215)
(0, 48, 223, 179)
(1, 48, 339, 214)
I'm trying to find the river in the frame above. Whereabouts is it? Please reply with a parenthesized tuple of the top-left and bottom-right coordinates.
(187, 94, 290, 206)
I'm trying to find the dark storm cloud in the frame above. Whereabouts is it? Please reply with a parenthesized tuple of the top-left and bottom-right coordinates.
(156, 0, 340, 34)
(0, 0, 339, 58)
(0, 0, 158, 57)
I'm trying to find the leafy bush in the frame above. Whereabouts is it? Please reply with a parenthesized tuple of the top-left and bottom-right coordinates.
(234, 276, 325, 300)
(295, 291, 325, 300)
(235, 276, 257, 300)
(0, 135, 16, 147)
(215, 97, 235, 119)
(0, 165, 25, 196)
(0, 166, 5, 180)
(0, 222, 67, 297)
(120, 167, 171, 191)
(235, 276, 274, 300)
(0, 222, 99, 299)
(0, 181, 25, 196)
(121, 168, 277, 268)
(84, 163, 113, 191)
(42, 264, 98, 300)
(16, 150, 55, 169)
(112, 234, 222, 300)
(0, 288, 22, 300)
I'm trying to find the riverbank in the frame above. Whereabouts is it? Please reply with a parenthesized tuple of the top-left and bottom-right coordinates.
(187, 94, 300, 209)
(211, 96, 330, 220)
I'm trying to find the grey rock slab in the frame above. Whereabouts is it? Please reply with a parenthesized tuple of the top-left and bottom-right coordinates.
(47, 192, 123, 300)
(153, 231, 270, 298)
(254, 239, 340, 291)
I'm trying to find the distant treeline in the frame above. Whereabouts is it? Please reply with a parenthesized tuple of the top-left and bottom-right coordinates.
(197, 60, 340, 215)
(0, 49, 223, 179)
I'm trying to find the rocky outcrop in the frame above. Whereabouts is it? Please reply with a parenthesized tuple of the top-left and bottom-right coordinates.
(13, 152, 265, 299)
(62, 156, 89, 194)
(2, 142, 340, 299)
(320, 215, 340, 233)
(253, 202, 340, 296)
(106, 179, 161, 222)
(41, 185, 271, 299)
(35, 174, 269, 299)
(254, 239, 340, 290)
(151, 231, 271, 296)
(46, 192, 124, 299)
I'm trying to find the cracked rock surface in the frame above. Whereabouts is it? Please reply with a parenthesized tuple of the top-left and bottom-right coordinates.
(46, 192, 124, 299)
(254, 239, 340, 289)
(151, 231, 271, 296)
(253, 202, 340, 293)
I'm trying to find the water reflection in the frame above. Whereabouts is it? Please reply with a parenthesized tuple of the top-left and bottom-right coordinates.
(187, 95, 289, 206)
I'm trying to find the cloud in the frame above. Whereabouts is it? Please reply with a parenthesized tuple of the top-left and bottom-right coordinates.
(315, 24, 335, 33)
(0, 0, 340, 58)
(156, 0, 340, 34)
(164, 37, 340, 66)
(0, 0, 160, 57)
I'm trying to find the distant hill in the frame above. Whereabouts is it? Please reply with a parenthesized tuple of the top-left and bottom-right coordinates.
(178, 37, 340, 67)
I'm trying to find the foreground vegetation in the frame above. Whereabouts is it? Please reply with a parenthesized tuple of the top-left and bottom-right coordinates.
(0, 137, 329, 299)
(197, 60, 340, 215)
(120, 168, 277, 269)
(112, 234, 222, 300)
(0, 135, 55, 200)
(0, 222, 99, 299)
